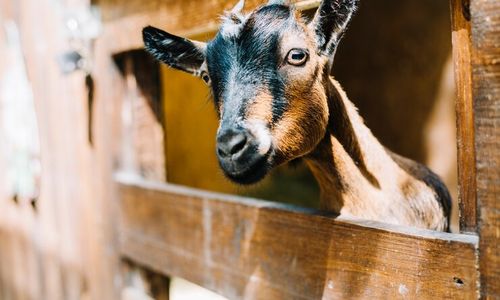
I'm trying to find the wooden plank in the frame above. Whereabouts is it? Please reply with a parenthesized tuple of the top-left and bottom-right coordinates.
(98, 0, 320, 54)
(469, 0, 500, 298)
(10, 0, 95, 299)
(450, 0, 478, 233)
(1, 1, 135, 299)
(115, 51, 170, 298)
(96, 0, 320, 22)
(117, 175, 479, 300)
(90, 22, 133, 299)
(119, 52, 166, 181)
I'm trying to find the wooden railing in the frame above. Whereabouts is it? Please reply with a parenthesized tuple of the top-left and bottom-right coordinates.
(98, 0, 497, 298)
(117, 174, 478, 299)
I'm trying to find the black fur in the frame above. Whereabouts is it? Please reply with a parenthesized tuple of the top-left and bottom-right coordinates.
(206, 5, 291, 122)
(142, 1, 360, 184)
(142, 26, 204, 74)
(240, 5, 290, 123)
(206, 33, 234, 108)
(313, 0, 359, 55)
(142, 1, 359, 120)
(388, 150, 452, 232)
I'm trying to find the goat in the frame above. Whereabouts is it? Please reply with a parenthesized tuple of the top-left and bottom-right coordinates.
(142, 0, 452, 231)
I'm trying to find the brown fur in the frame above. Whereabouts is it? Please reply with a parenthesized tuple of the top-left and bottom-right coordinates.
(241, 10, 450, 231)
(143, 3, 451, 231)
(246, 91, 274, 122)
(272, 24, 329, 164)
(301, 78, 450, 231)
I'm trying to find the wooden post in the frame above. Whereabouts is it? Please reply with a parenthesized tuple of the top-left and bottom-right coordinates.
(470, 0, 500, 298)
(3, 0, 124, 299)
(3, 0, 98, 299)
(450, 0, 478, 233)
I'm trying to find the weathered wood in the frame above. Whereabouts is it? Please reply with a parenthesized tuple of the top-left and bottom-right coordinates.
(99, 0, 320, 54)
(121, 260, 171, 300)
(1, 0, 96, 299)
(450, 0, 478, 233)
(470, 0, 500, 298)
(115, 50, 170, 297)
(91, 22, 133, 299)
(96, 0, 320, 22)
(0, 5, 43, 298)
(117, 175, 479, 300)
(3, 0, 497, 298)
(117, 52, 166, 181)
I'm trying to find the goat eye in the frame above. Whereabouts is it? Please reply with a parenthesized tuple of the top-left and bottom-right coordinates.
(286, 49, 308, 66)
(200, 71, 211, 85)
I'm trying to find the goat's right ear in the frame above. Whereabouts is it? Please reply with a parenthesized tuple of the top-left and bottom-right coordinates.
(142, 26, 207, 75)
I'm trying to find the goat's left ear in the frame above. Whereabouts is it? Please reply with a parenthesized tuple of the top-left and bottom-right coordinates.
(142, 26, 207, 75)
(309, 0, 358, 56)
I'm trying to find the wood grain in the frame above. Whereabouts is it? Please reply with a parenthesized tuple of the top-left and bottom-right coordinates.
(98, 0, 320, 54)
(450, 0, 478, 233)
(115, 50, 171, 298)
(118, 52, 166, 181)
(0, 0, 126, 298)
(0, 0, 98, 299)
(117, 175, 479, 300)
(470, 0, 500, 298)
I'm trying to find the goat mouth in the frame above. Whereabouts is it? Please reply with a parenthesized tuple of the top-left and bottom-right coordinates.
(221, 151, 272, 185)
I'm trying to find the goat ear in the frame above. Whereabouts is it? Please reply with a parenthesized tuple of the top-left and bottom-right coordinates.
(309, 0, 358, 56)
(142, 26, 207, 75)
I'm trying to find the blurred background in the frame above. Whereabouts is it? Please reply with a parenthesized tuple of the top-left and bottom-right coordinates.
(0, 0, 458, 299)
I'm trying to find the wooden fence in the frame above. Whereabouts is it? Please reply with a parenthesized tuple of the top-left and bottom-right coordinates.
(0, 0, 498, 299)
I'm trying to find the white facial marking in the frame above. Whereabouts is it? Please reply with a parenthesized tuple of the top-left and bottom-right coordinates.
(220, 12, 249, 38)
(247, 120, 272, 155)
(220, 20, 244, 38)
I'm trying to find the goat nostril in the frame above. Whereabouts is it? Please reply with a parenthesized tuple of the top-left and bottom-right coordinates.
(228, 133, 247, 155)
(217, 131, 248, 157)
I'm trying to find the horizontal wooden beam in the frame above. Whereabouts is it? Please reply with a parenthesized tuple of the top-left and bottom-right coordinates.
(98, 0, 320, 54)
(117, 174, 479, 299)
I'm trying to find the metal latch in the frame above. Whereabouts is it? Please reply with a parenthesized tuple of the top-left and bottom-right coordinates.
(57, 6, 102, 74)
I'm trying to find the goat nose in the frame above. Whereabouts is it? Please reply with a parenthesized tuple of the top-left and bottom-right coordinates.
(217, 129, 248, 157)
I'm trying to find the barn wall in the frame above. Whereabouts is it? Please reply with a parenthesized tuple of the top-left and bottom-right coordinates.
(0, 0, 469, 299)
(0, 0, 121, 299)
